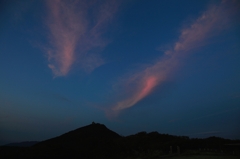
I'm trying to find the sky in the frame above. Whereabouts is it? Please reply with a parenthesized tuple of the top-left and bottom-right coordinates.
(0, 0, 240, 145)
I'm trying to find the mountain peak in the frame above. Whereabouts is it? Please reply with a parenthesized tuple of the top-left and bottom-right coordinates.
(34, 122, 121, 148)
(32, 122, 122, 158)
(61, 122, 120, 139)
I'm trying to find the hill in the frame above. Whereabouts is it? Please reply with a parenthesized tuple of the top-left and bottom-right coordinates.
(31, 122, 123, 158)
(0, 122, 239, 159)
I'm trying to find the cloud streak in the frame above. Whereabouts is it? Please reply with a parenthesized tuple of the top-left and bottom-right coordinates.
(107, 0, 239, 116)
(45, 0, 119, 76)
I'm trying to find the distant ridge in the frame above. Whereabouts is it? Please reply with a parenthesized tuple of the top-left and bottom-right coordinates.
(1, 122, 239, 159)
(4, 141, 38, 147)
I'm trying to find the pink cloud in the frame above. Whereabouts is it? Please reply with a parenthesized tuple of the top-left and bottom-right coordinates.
(45, 0, 119, 76)
(112, 76, 158, 112)
(107, 0, 239, 116)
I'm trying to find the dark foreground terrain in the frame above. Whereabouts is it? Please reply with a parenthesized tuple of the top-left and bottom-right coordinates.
(1, 123, 239, 159)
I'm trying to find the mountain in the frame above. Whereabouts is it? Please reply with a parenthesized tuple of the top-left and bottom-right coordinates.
(4, 141, 38, 147)
(32, 122, 124, 158)
(37, 122, 121, 142)
(1, 122, 239, 159)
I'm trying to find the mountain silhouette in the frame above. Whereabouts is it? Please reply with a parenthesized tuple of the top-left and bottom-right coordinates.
(1, 122, 239, 159)
(4, 141, 38, 147)
(32, 122, 124, 158)
(35, 122, 121, 146)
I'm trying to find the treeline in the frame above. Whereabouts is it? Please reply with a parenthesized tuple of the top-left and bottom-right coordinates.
(121, 131, 240, 156)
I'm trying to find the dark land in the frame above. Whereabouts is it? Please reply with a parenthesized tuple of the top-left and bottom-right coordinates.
(0, 122, 239, 159)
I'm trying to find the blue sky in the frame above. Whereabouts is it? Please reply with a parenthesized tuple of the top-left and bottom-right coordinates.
(0, 0, 240, 145)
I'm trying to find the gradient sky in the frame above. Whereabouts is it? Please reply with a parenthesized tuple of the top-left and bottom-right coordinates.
(0, 0, 240, 145)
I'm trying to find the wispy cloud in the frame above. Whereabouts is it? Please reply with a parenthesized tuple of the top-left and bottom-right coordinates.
(45, 0, 119, 76)
(106, 0, 239, 117)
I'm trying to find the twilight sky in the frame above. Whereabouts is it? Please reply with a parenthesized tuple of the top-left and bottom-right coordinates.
(0, 0, 240, 145)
